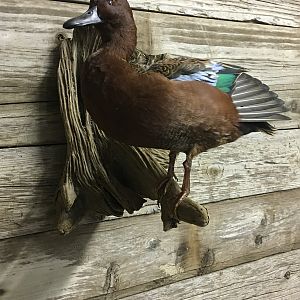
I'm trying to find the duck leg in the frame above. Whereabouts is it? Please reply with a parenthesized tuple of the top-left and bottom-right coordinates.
(157, 151, 178, 202)
(174, 145, 201, 220)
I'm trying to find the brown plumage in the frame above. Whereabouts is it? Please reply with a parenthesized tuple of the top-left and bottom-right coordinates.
(82, 54, 240, 151)
(63, 0, 289, 221)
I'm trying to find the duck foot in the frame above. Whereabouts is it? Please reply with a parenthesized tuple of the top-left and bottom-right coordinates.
(174, 191, 190, 221)
(175, 154, 192, 216)
(172, 146, 199, 221)
(160, 145, 205, 230)
(162, 196, 209, 231)
(176, 198, 209, 227)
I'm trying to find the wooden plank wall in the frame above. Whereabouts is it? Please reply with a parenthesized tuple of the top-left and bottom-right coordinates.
(0, 0, 300, 299)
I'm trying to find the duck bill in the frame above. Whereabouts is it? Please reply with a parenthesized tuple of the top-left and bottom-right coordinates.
(63, 6, 103, 29)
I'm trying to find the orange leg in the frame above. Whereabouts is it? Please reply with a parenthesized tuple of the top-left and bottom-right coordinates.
(174, 146, 200, 220)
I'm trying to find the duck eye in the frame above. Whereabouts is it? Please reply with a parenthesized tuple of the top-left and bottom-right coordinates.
(107, 0, 113, 5)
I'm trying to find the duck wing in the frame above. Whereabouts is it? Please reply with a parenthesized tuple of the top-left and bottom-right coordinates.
(162, 61, 290, 132)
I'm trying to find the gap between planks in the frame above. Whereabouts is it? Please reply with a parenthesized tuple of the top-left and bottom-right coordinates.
(0, 101, 298, 148)
(1, 1, 300, 103)
(1, 129, 300, 239)
(55, 0, 300, 28)
(119, 248, 300, 300)
(0, 187, 300, 299)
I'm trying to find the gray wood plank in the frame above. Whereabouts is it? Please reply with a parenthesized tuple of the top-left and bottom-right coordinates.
(122, 248, 300, 300)
(1, 188, 299, 300)
(1, 131, 299, 195)
(0, 102, 65, 147)
(1, 130, 300, 239)
(0, 101, 297, 149)
(0, 145, 66, 187)
(1, 1, 299, 106)
(62, 0, 300, 27)
(0, 184, 160, 240)
(1, 2, 299, 300)
(0, 186, 56, 239)
(173, 129, 300, 204)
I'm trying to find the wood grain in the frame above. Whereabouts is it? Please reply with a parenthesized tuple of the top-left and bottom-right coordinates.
(62, 0, 300, 27)
(175, 129, 300, 204)
(0, 101, 297, 149)
(1, 1, 300, 107)
(134, 10, 300, 111)
(1, 129, 300, 239)
(1, 188, 299, 300)
(1, 1, 300, 299)
(0, 186, 160, 240)
(0, 186, 57, 239)
(122, 248, 300, 300)
(0, 145, 66, 187)
(0, 102, 65, 147)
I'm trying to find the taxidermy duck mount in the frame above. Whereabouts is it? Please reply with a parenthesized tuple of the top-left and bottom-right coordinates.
(56, 25, 209, 233)
(61, 0, 289, 230)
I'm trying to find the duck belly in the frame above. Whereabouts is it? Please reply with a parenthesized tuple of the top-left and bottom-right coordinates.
(90, 106, 240, 153)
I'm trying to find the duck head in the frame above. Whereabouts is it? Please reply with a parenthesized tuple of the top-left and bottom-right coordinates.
(63, 0, 134, 30)
(64, 0, 137, 60)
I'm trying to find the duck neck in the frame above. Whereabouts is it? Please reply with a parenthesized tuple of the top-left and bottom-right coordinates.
(99, 22, 137, 61)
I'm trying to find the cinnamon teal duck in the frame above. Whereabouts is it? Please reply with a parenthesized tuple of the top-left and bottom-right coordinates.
(63, 0, 290, 222)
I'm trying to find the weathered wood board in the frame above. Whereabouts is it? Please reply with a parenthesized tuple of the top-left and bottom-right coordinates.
(0, 145, 66, 188)
(1, 1, 300, 299)
(122, 248, 300, 300)
(0, 102, 65, 147)
(65, 0, 300, 27)
(1, 0, 300, 109)
(0, 101, 298, 149)
(1, 132, 299, 192)
(0, 186, 57, 239)
(1, 129, 300, 239)
(0, 184, 161, 240)
(0, 188, 299, 300)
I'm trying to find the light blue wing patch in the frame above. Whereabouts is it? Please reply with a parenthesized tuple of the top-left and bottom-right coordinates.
(173, 62, 225, 87)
